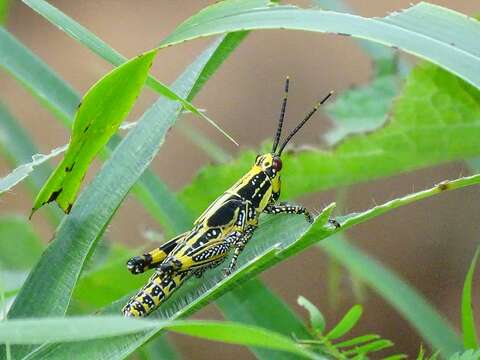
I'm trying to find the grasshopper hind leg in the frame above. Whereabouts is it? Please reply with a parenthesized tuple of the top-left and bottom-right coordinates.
(126, 232, 188, 274)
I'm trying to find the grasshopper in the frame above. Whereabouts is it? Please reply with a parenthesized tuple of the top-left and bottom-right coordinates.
(122, 78, 338, 317)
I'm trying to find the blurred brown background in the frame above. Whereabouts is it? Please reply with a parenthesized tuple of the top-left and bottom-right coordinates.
(1, 0, 480, 358)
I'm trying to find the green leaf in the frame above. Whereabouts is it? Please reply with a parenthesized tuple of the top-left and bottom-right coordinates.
(461, 246, 479, 349)
(22, 0, 237, 146)
(297, 296, 326, 334)
(322, 235, 462, 356)
(0, 317, 319, 359)
(180, 63, 480, 213)
(325, 305, 362, 340)
(449, 349, 480, 360)
(0, 216, 43, 270)
(218, 279, 311, 360)
(160, 1, 480, 89)
(334, 334, 380, 348)
(7, 36, 231, 359)
(324, 66, 400, 145)
(343, 339, 393, 356)
(33, 172, 480, 358)
(31, 49, 157, 215)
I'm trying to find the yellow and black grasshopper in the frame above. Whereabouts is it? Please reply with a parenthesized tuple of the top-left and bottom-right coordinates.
(122, 78, 337, 317)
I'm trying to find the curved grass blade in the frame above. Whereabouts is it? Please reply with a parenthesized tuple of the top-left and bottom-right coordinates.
(7, 36, 232, 360)
(22, 0, 237, 146)
(321, 235, 462, 356)
(31, 174, 480, 358)
(461, 246, 479, 349)
(31, 49, 157, 215)
(0, 316, 319, 359)
(159, 1, 480, 89)
(180, 63, 480, 213)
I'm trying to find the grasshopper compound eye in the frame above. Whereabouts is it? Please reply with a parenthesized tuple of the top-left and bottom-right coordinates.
(272, 157, 282, 171)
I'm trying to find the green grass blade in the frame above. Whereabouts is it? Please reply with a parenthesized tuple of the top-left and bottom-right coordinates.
(7, 36, 230, 359)
(461, 247, 479, 349)
(33, 174, 480, 358)
(218, 279, 311, 360)
(31, 49, 157, 215)
(311, 0, 394, 61)
(22, 0, 237, 145)
(321, 235, 462, 357)
(0, 317, 319, 359)
(180, 63, 480, 213)
(159, 1, 480, 89)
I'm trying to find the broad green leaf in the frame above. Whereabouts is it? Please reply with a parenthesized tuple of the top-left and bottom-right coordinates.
(322, 235, 462, 356)
(137, 335, 180, 360)
(0, 216, 43, 270)
(159, 1, 480, 89)
(461, 247, 479, 349)
(22, 0, 237, 146)
(0, 317, 318, 359)
(7, 36, 232, 359)
(218, 279, 311, 360)
(33, 173, 480, 358)
(325, 305, 362, 340)
(297, 296, 326, 334)
(180, 63, 480, 213)
(31, 49, 157, 215)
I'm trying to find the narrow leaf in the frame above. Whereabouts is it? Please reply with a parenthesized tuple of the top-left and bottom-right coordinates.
(297, 296, 326, 334)
(326, 305, 362, 340)
(31, 49, 157, 215)
(334, 334, 380, 348)
(0, 317, 318, 359)
(343, 339, 393, 355)
(461, 246, 479, 348)
(160, 1, 480, 89)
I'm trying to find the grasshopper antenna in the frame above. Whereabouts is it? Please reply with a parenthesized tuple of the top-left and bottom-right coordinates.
(277, 90, 333, 155)
(272, 76, 290, 153)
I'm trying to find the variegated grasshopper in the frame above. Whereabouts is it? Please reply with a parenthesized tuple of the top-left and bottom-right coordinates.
(122, 78, 338, 317)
